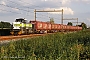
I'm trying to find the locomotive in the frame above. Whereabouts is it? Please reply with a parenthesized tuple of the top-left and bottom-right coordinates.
(10, 18, 82, 35)
(10, 18, 33, 35)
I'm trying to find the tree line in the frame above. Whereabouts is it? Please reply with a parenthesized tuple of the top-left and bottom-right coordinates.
(0, 21, 11, 28)
(0, 21, 11, 36)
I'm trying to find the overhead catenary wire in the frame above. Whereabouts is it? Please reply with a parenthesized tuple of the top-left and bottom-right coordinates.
(0, 2, 50, 19)
(0, 9, 35, 18)
(0, 9, 21, 14)
(7, 0, 43, 10)
(17, 0, 55, 20)
(6, 0, 36, 10)
(0, 4, 33, 13)
(36, 12, 61, 21)
(16, 0, 61, 20)
(34, 12, 60, 21)
(18, 0, 43, 9)
(0, 3, 35, 17)
(0, 0, 62, 22)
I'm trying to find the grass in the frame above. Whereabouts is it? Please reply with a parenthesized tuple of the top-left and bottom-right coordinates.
(0, 30, 90, 60)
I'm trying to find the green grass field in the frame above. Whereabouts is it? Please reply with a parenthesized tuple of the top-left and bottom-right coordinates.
(0, 30, 90, 60)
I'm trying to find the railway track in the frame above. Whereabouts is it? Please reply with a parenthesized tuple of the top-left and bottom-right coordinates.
(0, 33, 54, 41)
(0, 34, 45, 45)
(0, 32, 74, 45)
(0, 33, 54, 45)
(0, 32, 74, 41)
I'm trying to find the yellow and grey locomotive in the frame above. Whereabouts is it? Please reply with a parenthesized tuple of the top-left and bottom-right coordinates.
(10, 18, 33, 35)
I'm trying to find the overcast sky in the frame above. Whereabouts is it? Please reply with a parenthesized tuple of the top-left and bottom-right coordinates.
(0, 0, 90, 26)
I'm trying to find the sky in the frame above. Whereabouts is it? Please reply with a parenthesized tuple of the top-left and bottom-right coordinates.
(0, 0, 90, 27)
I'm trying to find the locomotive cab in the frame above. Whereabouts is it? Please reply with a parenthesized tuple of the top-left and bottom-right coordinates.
(15, 18, 27, 23)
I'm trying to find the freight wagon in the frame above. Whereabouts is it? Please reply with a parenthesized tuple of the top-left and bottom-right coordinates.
(30, 21, 51, 33)
(30, 20, 82, 33)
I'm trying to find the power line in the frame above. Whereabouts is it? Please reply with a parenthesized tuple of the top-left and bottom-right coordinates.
(1, 1, 62, 22)
(36, 12, 61, 21)
(7, 0, 61, 20)
(0, 3, 45, 18)
(7, 0, 43, 9)
(33, 11, 61, 21)
(0, 9, 21, 14)
(0, 3, 35, 17)
(18, 0, 43, 9)
(0, 4, 33, 13)
(0, 9, 34, 17)
(0, 3, 61, 22)
(6, 0, 35, 10)
(6, 0, 19, 6)
(17, 0, 64, 23)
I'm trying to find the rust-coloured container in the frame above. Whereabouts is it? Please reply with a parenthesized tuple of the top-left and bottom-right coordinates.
(67, 25, 70, 30)
(73, 26, 75, 30)
(47, 23, 51, 30)
(76, 26, 78, 30)
(69, 26, 72, 30)
(51, 24, 55, 30)
(42, 22, 48, 30)
(51, 24, 60, 30)
(64, 25, 67, 30)
(75, 26, 78, 30)
(30, 20, 82, 32)
(71, 26, 73, 30)
(80, 27, 82, 30)
(57, 24, 61, 30)
(77, 26, 82, 30)
(30, 21, 51, 30)
(71, 26, 74, 31)
(30, 21, 43, 30)
(54, 24, 58, 30)
(62, 25, 65, 30)
(60, 24, 63, 30)
(72, 26, 77, 31)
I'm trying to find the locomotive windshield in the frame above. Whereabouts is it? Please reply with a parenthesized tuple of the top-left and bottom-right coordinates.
(15, 18, 27, 23)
